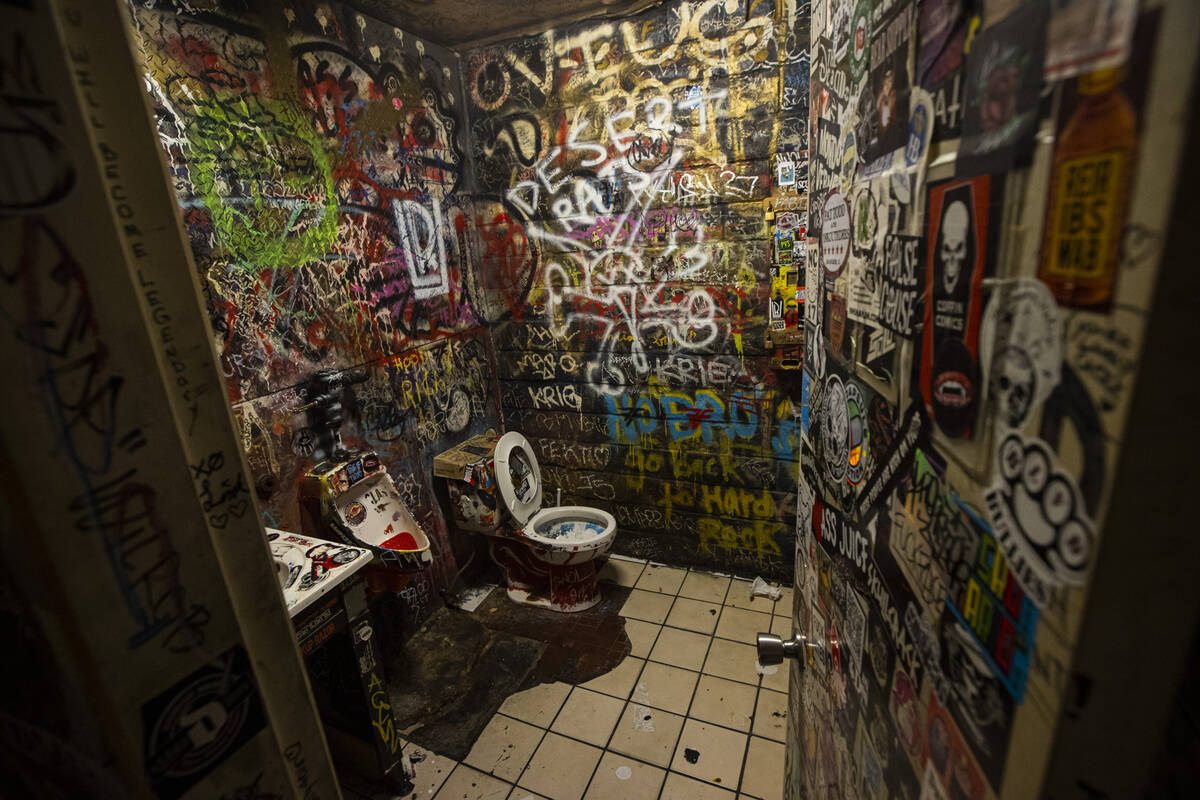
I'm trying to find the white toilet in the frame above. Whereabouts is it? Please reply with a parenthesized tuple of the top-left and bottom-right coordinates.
(438, 431, 617, 611)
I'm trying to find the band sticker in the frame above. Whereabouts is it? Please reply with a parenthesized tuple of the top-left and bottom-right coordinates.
(822, 189, 851, 278)
(880, 234, 924, 338)
(142, 645, 267, 799)
(985, 432, 1094, 608)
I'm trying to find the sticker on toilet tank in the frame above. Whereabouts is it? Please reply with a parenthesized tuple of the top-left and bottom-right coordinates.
(345, 501, 367, 526)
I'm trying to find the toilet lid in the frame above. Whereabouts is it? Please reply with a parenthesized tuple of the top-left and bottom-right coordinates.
(494, 431, 542, 526)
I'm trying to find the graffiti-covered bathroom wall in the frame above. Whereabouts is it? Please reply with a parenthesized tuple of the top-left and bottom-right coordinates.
(462, 0, 811, 579)
(789, 0, 1197, 798)
(127, 0, 499, 616)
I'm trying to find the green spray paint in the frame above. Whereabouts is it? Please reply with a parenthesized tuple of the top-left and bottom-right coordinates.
(186, 95, 337, 269)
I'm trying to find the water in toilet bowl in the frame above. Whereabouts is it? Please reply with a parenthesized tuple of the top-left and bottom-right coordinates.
(532, 517, 606, 544)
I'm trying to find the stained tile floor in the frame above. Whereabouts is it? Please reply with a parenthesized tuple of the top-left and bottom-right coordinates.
(340, 556, 791, 800)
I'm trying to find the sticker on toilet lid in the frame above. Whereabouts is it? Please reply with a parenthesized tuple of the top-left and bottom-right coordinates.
(494, 431, 543, 525)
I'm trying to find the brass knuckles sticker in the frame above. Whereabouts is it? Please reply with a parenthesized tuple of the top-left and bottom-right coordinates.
(985, 432, 1094, 608)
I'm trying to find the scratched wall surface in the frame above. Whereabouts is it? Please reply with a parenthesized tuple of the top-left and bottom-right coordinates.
(128, 0, 499, 614)
(792, 1, 1187, 799)
(463, 0, 810, 579)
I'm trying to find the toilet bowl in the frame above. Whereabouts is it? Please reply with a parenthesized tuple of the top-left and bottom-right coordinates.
(488, 431, 616, 612)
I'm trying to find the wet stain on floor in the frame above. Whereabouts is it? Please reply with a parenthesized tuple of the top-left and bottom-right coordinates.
(381, 582, 634, 760)
(474, 584, 634, 686)
(386, 608, 544, 760)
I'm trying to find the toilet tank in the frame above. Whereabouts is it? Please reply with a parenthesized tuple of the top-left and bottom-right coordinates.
(433, 433, 506, 533)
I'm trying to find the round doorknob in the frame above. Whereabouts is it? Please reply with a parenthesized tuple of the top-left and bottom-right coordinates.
(757, 631, 808, 667)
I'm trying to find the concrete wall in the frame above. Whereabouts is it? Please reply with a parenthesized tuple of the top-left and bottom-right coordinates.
(127, 0, 810, 610)
(462, 0, 810, 580)
(128, 0, 500, 622)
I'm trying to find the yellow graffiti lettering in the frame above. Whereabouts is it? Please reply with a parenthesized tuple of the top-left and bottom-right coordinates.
(698, 517, 781, 558)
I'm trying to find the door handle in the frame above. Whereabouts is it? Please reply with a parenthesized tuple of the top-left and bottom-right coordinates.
(757, 631, 809, 667)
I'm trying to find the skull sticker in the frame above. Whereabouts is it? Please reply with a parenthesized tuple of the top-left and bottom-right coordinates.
(990, 347, 1035, 428)
(980, 278, 1063, 430)
(939, 200, 970, 293)
(923, 176, 995, 439)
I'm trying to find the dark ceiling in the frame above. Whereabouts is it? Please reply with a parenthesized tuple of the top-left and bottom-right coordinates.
(345, 0, 659, 48)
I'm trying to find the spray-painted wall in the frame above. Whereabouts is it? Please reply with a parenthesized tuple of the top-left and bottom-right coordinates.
(128, 1, 499, 620)
(462, 0, 810, 579)
(789, 0, 1194, 798)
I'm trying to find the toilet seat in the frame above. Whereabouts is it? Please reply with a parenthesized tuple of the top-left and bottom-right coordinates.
(494, 431, 543, 526)
(494, 432, 616, 551)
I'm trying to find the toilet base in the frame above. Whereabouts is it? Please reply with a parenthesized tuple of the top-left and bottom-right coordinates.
(488, 538, 604, 613)
(504, 584, 602, 613)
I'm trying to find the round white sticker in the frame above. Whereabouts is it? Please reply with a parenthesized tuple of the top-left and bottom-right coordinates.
(821, 189, 851, 278)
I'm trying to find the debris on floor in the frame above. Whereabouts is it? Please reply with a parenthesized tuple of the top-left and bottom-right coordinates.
(446, 583, 496, 613)
(750, 576, 783, 601)
(338, 560, 788, 799)
(757, 659, 780, 676)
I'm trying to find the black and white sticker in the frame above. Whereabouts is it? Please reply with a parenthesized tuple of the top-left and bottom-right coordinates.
(985, 432, 1094, 608)
(142, 645, 267, 799)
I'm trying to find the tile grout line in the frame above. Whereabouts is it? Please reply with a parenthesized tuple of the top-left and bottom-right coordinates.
(510, 678, 582, 799)
(495, 709, 686, 795)
(677, 576, 758, 798)
(507, 688, 764, 742)
(739, 585, 785, 800)
(499, 560, 658, 800)
(733, 687, 761, 798)
(538, 557, 664, 800)
(439, 760, 510, 799)
(667, 568, 737, 796)
(488, 683, 771, 794)
(437, 565, 780, 800)
(581, 567, 683, 800)
(736, 587, 781, 800)
(644, 567, 699, 800)
(606, 565, 732, 800)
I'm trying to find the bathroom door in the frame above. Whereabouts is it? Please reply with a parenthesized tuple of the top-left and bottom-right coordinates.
(780, 1, 1200, 799)
(0, 2, 340, 797)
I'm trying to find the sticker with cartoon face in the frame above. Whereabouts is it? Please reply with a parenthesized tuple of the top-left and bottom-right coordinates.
(923, 175, 996, 440)
(821, 375, 849, 484)
(980, 278, 1062, 430)
(845, 382, 870, 485)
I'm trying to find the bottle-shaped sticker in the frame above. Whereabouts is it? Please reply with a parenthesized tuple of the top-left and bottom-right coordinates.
(1038, 67, 1137, 309)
